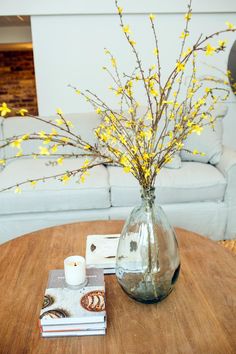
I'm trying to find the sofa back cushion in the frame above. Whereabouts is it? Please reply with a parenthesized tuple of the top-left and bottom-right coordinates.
(180, 104, 228, 165)
(3, 112, 100, 159)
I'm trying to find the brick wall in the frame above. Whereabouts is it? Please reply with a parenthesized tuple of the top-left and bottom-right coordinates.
(0, 50, 38, 116)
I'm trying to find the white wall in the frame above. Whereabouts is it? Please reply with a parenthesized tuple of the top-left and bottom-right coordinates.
(1, 0, 236, 15)
(31, 7, 236, 149)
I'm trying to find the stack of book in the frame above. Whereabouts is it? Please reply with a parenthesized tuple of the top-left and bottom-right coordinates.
(86, 234, 120, 274)
(39, 268, 106, 337)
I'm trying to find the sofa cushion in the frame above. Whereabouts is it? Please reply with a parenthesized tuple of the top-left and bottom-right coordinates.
(3, 112, 100, 158)
(108, 162, 226, 206)
(180, 105, 228, 165)
(0, 158, 110, 215)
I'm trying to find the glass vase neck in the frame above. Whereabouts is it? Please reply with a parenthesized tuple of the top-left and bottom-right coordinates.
(140, 187, 156, 204)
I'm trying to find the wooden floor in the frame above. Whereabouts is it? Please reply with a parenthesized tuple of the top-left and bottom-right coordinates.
(218, 239, 236, 255)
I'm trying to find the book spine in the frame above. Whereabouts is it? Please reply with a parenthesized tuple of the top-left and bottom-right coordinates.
(41, 329, 106, 337)
(42, 322, 107, 332)
(40, 315, 105, 326)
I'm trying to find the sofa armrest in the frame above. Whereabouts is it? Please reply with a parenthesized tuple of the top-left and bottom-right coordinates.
(217, 145, 236, 176)
(216, 145, 236, 239)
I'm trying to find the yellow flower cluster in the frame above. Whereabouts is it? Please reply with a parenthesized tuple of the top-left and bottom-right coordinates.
(1, 0, 235, 192)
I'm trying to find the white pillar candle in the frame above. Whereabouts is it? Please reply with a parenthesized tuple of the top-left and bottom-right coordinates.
(64, 255, 86, 286)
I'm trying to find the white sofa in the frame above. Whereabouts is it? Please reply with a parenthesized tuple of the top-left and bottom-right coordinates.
(0, 108, 236, 244)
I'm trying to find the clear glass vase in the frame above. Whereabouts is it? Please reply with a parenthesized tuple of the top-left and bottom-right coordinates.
(115, 187, 180, 303)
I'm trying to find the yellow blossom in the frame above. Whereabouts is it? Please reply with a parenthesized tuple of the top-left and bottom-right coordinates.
(55, 118, 64, 126)
(143, 153, 150, 161)
(57, 157, 64, 165)
(111, 57, 117, 67)
(82, 159, 90, 168)
(123, 166, 132, 173)
(16, 150, 23, 157)
(66, 120, 73, 127)
(119, 135, 127, 145)
(0, 159, 6, 165)
(218, 40, 227, 48)
(176, 61, 185, 72)
(149, 14, 156, 21)
(56, 108, 63, 115)
(147, 111, 153, 120)
(123, 25, 131, 34)
(184, 13, 192, 21)
(43, 137, 52, 145)
(50, 128, 58, 136)
(76, 90, 81, 95)
(205, 44, 215, 56)
(144, 169, 151, 179)
(175, 123, 183, 132)
(205, 87, 211, 94)
(15, 186, 22, 194)
(180, 31, 189, 39)
(18, 108, 28, 116)
(0, 102, 11, 117)
(182, 47, 192, 57)
(150, 89, 158, 97)
(51, 145, 58, 153)
(176, 142, 184, 150)
(191, 125, 203, 135)
(129, 39, 136, 46)
(39, 131, 47, 138)
(80, 174, 86, 183)
(61, 174, 71, 184)
(96, 108, 102, 114)
(145, 130, 153, 140)
(115, 87, 123, 95)
(153, 47, 159, 55)
(131, 146, 138, 154)
(11, 139, 22, 149)
(22, 134, 30, 140)
(60, 137, 69, 143)
(118, 7, 123, 14)
(226, 22, 235, 30)
(30, 181, 37, 188)
(120, 155, 129, 166)
(39, 146, 50, 155)
(165, 154, 172, 163)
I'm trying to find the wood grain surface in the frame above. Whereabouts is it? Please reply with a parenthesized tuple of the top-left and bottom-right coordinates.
(0, 220, 235, 354)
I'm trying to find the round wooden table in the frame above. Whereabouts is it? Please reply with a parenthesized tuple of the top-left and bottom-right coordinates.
(0, 221, 235, 354)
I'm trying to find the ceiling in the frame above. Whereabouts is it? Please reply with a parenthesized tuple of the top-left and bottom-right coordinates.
(0, 16, 30, 27)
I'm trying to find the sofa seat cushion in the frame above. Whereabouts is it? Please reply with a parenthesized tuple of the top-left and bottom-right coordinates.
(108, 162, 227, 206)
(0, 158, 110, 215)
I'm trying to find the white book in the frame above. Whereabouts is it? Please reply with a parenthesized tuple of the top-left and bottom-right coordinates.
(42, 329, 106, 337)
(39, 268, 106, 327)
(86, 234, 120, 274)
(41, 320, 107, 332)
